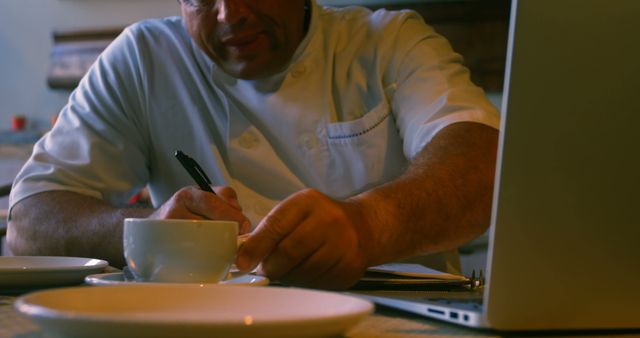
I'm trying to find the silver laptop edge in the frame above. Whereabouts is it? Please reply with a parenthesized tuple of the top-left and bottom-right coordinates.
(358, 0, 640, 331)
(479, 0, 519, 328)
(484, 0, 640, 330)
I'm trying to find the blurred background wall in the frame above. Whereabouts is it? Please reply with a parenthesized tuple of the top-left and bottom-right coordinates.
(0, 0, 180, 131)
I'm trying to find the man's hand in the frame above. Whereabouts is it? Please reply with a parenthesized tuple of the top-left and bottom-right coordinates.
(235, 189, 369, 290)
(149, 186, 252, 233)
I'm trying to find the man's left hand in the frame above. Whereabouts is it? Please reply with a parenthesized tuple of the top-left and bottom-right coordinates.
(235, 188, 369, 290)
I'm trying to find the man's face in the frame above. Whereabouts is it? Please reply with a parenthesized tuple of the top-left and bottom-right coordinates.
(181, 0, 307, 80)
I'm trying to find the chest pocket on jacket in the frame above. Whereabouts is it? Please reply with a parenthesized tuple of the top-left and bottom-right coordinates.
(317, 99, 408, 198)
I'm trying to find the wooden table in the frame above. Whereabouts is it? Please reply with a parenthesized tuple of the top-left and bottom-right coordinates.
(2, 294, 639, 338)
(0, 295, 492, 338)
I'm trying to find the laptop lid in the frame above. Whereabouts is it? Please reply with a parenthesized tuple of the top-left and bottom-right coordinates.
(356, 0, 640, 331)
(485, 0, 640, 330)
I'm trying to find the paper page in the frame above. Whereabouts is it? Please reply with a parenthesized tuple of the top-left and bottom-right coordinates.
(367, 263, 467, 281)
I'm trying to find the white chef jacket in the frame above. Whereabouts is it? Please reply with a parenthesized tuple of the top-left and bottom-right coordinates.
(10, 1, 499, 254)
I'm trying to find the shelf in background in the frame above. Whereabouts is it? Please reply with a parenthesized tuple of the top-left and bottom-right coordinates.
(47, 28, 122, 90)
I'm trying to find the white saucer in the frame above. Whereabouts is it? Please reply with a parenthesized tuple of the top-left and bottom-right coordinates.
(0, 256, 108, 292)
(85, 271, 269, 287)
(16, 284, 373, 338)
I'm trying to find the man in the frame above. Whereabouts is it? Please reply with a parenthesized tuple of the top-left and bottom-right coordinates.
(7, 0, 499, 289)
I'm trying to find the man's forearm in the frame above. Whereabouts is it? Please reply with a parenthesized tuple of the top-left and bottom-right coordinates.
(351, 122, 499, 266)
(7, 191, 152, 267)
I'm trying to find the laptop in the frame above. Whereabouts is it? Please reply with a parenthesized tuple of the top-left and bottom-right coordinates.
(356, 0, 640, 330)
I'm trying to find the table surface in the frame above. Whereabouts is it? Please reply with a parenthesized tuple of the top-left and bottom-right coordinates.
(2, 293, 639, 338)
(0, 295, 492, 338)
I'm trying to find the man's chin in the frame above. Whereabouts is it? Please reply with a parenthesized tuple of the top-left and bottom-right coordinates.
(221, 62, 280, 80)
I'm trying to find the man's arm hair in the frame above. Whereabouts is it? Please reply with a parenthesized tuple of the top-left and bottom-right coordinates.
(351, 121, 499, 266)
(7, 192, 152, 267)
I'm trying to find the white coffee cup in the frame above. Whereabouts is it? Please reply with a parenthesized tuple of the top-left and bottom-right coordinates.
(123, 218, 243, 283)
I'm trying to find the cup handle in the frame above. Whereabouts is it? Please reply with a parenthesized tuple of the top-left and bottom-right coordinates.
(227, 233, 253, 280)
(237, 233, 250, 249)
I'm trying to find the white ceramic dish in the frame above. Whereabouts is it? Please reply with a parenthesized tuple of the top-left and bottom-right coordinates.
(15, 284, 373, 338)
(0, 256, 108, 291)
(85, 272, 269, 287)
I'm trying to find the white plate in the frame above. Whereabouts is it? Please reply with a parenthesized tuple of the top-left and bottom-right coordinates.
(16, 284, 373, 338)
(85, 272, 269, 287)
(0, 256, 108, 291)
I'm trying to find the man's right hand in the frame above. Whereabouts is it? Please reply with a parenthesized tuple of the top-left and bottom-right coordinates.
(149, 185, 252, 234)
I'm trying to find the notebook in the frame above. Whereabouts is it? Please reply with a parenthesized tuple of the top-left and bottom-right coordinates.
(355, 0, 640, 330)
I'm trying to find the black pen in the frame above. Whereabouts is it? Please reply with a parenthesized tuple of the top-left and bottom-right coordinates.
(174, 150, 216, 194)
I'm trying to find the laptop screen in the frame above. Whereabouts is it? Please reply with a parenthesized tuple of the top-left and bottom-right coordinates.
(485, 0, 640, 330)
